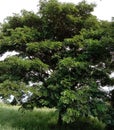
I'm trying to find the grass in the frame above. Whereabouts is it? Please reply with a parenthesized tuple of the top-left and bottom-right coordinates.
(0, 103, 106, 130)
(0, 103, 57, 130)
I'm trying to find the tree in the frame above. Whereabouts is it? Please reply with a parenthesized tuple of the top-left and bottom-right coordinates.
(0, 0, 114, 126)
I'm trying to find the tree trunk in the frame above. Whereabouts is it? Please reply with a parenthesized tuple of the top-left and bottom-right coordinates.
(57, 110, 63, 127)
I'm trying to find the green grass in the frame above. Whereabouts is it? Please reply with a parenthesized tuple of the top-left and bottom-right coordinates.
(0, 103, 57, 130)
(0, 103, 106, 130)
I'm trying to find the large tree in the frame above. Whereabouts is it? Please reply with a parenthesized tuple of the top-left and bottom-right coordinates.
(0, 0, 114, 126)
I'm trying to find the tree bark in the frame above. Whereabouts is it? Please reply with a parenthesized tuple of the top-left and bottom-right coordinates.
(57, 111, 63, 126)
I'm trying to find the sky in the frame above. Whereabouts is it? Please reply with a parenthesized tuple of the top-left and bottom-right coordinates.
(0, 0, 113, 23)
(0, 0, 38, 23)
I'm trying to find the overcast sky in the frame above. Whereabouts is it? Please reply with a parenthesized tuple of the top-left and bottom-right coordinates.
(0, 0, 113, 23)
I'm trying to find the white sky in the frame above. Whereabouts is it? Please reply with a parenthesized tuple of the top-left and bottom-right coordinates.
(0, 0, 113, 23)
(0, 0, 38, 23)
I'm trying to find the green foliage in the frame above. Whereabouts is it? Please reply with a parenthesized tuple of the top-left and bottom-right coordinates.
(0, 0, 114, 127)
(0, 56, 48, 83)
(39, 0, 95, 41)
(26, 41, 62, 65)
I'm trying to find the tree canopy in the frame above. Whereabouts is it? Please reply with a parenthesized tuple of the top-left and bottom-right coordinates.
(0, 0, 114, 126)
